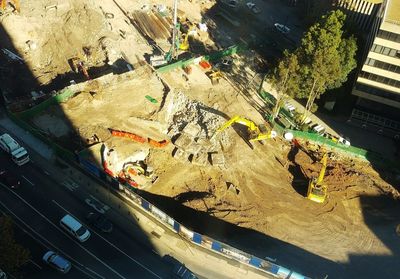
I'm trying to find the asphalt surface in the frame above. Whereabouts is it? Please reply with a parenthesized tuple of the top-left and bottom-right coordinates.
(0, 154, 173, 279)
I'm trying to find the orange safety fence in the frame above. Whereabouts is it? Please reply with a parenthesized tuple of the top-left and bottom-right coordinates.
(110, 129, 169, 147)
(148, 138, 169, 148)
(110, 129, 147, 143)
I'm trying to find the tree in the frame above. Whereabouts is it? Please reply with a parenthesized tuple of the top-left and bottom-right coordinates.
(268, 50, 300, 119)
(0, 215, 31, 275)
(295, 10, 357, 120)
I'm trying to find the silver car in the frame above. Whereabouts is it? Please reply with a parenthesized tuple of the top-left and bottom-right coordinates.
(42, 251, 72, 274)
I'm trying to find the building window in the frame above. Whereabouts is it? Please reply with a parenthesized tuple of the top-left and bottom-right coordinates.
(359, 71, 400, 88)
(377, 30, 400, 43)
(356, 83, 400, 102)
(365, 58, 400, 74)
(370, 44, 400, 58)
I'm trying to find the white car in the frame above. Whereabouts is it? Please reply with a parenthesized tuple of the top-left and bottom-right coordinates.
(246, 2, 261, 14)
(274, 23, 290, 34)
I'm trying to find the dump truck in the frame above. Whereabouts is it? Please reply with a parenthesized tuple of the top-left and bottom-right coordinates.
(0, 133, 30, 166)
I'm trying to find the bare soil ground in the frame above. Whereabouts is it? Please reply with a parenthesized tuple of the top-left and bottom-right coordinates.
(1, 0, 400, 277)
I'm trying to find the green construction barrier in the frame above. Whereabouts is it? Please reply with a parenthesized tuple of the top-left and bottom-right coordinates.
(16, 89, 75, 120)
(6, 109, 75, 161)
(156, 44, 247, 74)
(261, 91, 400, 171)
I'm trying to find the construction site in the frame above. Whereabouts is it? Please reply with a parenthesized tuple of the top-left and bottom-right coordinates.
(1, 0, 400, 278)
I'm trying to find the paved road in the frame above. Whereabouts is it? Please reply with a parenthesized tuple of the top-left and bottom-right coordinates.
(0, 154, 172, 279)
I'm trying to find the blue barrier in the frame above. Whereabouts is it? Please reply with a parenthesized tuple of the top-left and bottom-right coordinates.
(76, 157, 312, 278)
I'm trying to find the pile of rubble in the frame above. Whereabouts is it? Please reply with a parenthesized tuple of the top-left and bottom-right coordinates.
(164, 92, 231, 167)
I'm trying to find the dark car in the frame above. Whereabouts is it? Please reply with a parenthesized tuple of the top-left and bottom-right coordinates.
(86, 212, 113, 233)
(173, 264, 198, 279)
(0, 169, 20, 189)
(42, 251, 71, 274)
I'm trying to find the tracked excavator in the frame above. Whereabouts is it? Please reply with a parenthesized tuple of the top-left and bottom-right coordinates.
(307, 153, 328, 203)
(217, 115, 277, 142)
(0, 0, 19, 12)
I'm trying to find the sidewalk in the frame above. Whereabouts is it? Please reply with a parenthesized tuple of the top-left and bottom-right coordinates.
(0, 115, 272, 279)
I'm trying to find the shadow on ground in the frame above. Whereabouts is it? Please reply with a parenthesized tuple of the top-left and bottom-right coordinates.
(2, 3, 400, 279)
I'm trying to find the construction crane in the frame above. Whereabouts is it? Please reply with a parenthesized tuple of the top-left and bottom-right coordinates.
(0, 0, 19, 12)
(164, 0, 180, 62)
(217, 115, 277, 142)
(307, 153, 328, 203)
(151, 0, 180, 66)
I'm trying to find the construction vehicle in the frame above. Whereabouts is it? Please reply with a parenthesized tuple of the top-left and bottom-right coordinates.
(179, 33, 190, 51)
(0, 0, 19, 12)
(217, 115, 277, 141)
(307, 153, 328, 203)
(0, 133, 29, 166)
(68, 57, 90, 80)
(206, 70, 224, 85)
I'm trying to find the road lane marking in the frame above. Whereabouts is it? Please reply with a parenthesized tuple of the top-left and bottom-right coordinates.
(0, 185, 127, 279)
(52, 199, 163, 279)
(0, 201, 101, 279)
(28, 260, 42, 270)
(22, 175, 34, 186)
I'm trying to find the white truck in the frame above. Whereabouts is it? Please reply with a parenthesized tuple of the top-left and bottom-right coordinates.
(0, 133, 30, 166)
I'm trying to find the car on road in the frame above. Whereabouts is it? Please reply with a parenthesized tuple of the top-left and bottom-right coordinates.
(173, 264, 198, 279)
(227, 0, 238, 8)
(60, 214, 91, 242)
(246, 2, 261, 14)
(86, 212, 113, 233)
(85, 198, 106, 214)
(0, 169, 20, 189)
(42, 251, 72, 274)
(274, 23, 290, 34)
(0, 269, 7, 279)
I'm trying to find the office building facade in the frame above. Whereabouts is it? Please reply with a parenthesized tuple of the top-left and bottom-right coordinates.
(349, 0, 400, 139)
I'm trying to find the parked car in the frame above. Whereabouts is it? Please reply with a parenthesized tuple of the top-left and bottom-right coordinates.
(274, 23, 290, 34)
(85, 198, 105, 214)
(86, 212, 113, 233)
(173, 264, 198, 279)
(246, 2, 261, 14)
(215, 57, 233, 71)
(0, 169, 20, 189)
(42, 251, 71, 274)
(227, 0, 238, 8)
(0, 269, 7, 279)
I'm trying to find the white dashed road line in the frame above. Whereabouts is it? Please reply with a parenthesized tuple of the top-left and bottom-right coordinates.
(51, 199, 162, 279)
(22, 175, 34, 186)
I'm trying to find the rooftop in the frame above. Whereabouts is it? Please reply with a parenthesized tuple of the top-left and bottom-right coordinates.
(386, 0, 400, 24)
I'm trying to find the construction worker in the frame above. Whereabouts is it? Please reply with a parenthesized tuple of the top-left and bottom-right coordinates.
(0, 0, 20, 13)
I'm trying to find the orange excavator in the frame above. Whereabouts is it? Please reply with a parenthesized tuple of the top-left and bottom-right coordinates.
(0, 0, 20, 12)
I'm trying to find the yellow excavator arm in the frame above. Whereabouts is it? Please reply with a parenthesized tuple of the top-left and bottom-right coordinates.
(0, 0, 19, 12)
(217, 115, 277, 142)
(217, 115, 259, 133)
(316, 153, 327, 184)
(307, 153, 328, 203)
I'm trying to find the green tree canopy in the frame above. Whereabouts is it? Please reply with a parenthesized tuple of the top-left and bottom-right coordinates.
(295, 10, 357, 118)
(268, 50, 300, 119)
(0, 215, 30, 275)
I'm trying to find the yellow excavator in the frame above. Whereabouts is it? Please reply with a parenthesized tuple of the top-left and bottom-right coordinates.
(0, 0, 19, 12)
(217, 115, 277, 141)
(307, 153, 328, 203)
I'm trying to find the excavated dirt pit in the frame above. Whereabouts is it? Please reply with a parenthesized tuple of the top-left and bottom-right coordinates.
(2, 1, 400, 278)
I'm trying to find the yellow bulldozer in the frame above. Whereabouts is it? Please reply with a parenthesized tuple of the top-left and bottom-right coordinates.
(307, 153, 328, 203)
(217, 115, 277, 142)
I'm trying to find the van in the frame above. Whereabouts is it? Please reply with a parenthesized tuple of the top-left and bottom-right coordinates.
(60, 215, 90, 242)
